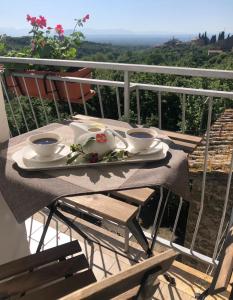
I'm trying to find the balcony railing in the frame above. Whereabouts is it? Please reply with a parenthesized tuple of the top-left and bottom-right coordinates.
(0, 56, 233, 273)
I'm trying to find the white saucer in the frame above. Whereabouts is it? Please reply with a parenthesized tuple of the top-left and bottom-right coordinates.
(23, 144, 70, 163)
(128, 140, 163, 155)
(116, 139, 163, 156)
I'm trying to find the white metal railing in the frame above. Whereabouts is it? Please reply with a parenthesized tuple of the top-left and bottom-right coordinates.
(0, 56, 233, 271)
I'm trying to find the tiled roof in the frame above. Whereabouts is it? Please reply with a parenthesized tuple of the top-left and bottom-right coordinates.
(189, 109, 233, 173)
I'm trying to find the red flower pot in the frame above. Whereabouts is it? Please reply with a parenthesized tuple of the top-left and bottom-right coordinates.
(5, 68, 95, 104)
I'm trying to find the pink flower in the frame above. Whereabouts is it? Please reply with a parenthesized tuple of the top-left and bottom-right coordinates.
(55, 24, 64, 35)
(26, 14, 31, 22)
(26, 14, 47, 28)
(30, 17, 37, 26)
(82, 14, 90, 23)
(39, 16, 47, 28)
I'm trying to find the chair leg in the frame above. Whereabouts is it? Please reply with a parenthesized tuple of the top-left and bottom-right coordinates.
(124, 227, 129, 253)
(195, 288, 209, 300)
(127, 217, 152, 256)
(36, 204, 55, 253)
(54, 209, 92, 243)
(136, 205, 142, 221)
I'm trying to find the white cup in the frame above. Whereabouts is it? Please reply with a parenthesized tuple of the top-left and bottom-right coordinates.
(27, 132, 62, 157)
(126, 128, 159, 152)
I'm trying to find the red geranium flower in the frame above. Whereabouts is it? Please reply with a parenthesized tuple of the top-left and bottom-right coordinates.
(96, 133, 107, 143)
(39, 16, 47, 28)
(55, 24, 64, 35)
(82, 14, 90, 23)
(30, 17, 37, 26)
(26, 14, 31, 22)
(26, 14, 47, 28)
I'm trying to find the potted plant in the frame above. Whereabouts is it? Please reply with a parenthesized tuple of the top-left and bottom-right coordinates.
(5, 14, 95, 104)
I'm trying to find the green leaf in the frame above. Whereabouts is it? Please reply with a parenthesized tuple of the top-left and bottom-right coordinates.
(66, 153, 80, 164)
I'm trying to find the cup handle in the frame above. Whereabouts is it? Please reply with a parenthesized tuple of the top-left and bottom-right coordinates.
(106, 129, 128, 149)
(153, 138, 161, 147)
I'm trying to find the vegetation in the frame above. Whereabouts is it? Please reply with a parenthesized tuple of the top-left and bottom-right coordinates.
(1, 34, 233, 136)
(197, 30, 233, 51)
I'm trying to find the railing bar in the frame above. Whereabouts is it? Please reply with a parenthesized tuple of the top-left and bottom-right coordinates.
(146, 234, 218, 266)
(63, 81, 74, 117)
(49, 80, 61, 121)
(136, 87, 141, 125)
(11, 72, 125, 87)
(115, 87, 121, 119)
(158, 92, 162, 129)
(137, 83, 233, 99)
(22, 77, 39, 128)
(190, 97, 213, 252)
(2, 56, 233, 79)
(181, 94, 186, 133)
(212, 148, 233, 263)
(35, 78, 49, 124)
(207, 223, 228, 275)
(170, 197, 183, 243)
(210, 221, 229, 274)
(79, 83, 88, 115)
(0, 76, 21, 135)
(97, 85, 104, 118)
(10, 76, 29, 132)
(8, 72, 233, 99)
(124, 71, 130, 120)
(151, 189, 171, 251)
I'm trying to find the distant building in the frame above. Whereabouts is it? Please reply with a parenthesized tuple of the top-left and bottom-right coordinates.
(208, 49, 223, 55)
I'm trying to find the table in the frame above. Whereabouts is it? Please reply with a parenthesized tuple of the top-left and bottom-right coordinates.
(0, 118, 190, 257)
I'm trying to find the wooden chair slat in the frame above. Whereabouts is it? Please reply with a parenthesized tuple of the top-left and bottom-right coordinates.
(64, 194, 138, 224)
(0, 254, 88, 298)
(171, 139, 199, 153)
(20, 269, 96, 300)
(0, 240, 81, 281)
(112, 188, 155, 206)
(162, 130, 202, 144)
(112, 280, 160, 300)
(61, 250, 177, 300)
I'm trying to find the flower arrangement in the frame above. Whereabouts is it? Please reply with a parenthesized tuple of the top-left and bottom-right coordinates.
(67, 135, 129, 164)
(8, 14, 90, 60)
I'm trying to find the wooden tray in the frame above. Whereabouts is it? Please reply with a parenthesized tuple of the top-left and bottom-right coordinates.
(12, 142, 169, 171)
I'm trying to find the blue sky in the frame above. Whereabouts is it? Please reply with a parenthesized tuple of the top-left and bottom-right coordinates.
(1, 0, 233, 34)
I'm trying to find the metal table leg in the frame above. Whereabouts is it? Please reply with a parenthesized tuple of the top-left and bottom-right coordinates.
(36, 203, 56, 253)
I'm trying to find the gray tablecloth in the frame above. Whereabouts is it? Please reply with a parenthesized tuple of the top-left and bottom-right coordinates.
(0, 119, 190, 223)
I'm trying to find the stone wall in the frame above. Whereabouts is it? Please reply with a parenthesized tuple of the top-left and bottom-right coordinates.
(184, 109, 233, 271)
(184, 172, 233, 270)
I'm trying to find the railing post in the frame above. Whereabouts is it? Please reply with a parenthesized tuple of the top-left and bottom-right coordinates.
(181, 94, 186, 133)
(158, 92, 162, 129)
(0, 73, 10, 142)
(124, 71, 130, 120)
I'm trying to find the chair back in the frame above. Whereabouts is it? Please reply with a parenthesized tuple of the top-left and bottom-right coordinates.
(62, 249, 177, 300)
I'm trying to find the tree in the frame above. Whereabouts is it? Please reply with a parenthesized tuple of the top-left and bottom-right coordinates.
(218, 31, 225, 41)
(210, 35, 216, 44)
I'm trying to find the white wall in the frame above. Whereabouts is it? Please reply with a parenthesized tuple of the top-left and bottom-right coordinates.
(0, 79, 10, 142)
(0, 80, 30, 264)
